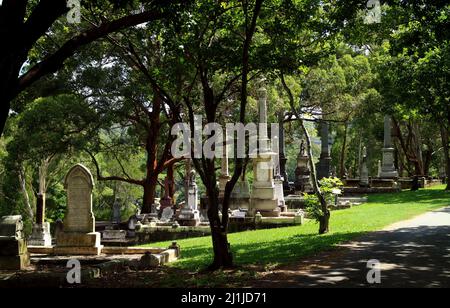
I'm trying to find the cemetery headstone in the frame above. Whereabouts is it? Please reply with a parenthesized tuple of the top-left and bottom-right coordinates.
(55, 164, 102, 255)
(160, 207, 174, 222)
(0, 215, 30, 270)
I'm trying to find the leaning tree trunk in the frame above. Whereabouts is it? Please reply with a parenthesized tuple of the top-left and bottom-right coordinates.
(301, 120, 330, 234)
(18, 166, 34, 220)
(339, 122, 348, 178)
(281, 74, 329, 234)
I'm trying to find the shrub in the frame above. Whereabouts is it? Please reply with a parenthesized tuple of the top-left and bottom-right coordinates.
(304, 177, 344, 222)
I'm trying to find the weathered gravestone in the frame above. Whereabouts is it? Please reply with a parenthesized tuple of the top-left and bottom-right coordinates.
(160, 207, 174, 222)
(55, 164, 102, 255)
(0, 215, 30, 270)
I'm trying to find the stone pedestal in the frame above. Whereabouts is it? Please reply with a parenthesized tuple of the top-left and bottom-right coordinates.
(0, 216, 30, 270)
(317, 156, 332, 180)
(177, 209, 200, 226)
(29, 222, 52, 246)
(380, 148, 398, 178)
(274, 177, 286, 211)
(178, 179, 200, 226)
(250, 153, 280, 217)
(294, 141, 313, 193)
(55, 164, 102, 255)
(229, 179, 251, 210)
(0, 238, 30, 270)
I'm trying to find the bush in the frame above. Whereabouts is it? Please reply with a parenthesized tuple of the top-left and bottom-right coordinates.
(304, 177, 343, 222)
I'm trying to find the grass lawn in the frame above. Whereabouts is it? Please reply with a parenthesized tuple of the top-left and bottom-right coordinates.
(142, 185, 450, 271)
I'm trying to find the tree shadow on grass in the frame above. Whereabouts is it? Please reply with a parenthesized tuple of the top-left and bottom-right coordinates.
(174, 230, 368, 270)
(368, 189, 450, 205)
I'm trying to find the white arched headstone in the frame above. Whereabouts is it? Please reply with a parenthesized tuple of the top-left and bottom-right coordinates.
(55, 164, 102, 255)
(63, 164, 95, 233)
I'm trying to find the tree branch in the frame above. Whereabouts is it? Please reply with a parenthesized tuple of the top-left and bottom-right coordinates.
(17, 4, 176, 94)
(87, 150, 144, 186)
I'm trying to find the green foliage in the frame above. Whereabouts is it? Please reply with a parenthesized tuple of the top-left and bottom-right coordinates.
(304, 177, 343, 222)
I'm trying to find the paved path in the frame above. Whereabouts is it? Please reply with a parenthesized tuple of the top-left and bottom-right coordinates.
(252, 207, 450, 288)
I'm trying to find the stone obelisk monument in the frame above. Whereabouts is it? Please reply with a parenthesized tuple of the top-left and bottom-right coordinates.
(380, 115, 398, 178)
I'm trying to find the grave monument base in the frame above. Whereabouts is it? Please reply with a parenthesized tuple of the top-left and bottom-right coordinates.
(29, 222, 52, 246)
(0, 238, 30, 270)
(55, 231, 102, 255)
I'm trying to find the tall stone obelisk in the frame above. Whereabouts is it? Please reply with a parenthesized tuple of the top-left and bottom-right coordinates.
(359, 146, 369, 187)
(278, 111, 290, 191)
(380, 115, 398, 178)
(250, 85, 280, 217)
(219, 129, 230, 198)
(316, 121, 332, 180)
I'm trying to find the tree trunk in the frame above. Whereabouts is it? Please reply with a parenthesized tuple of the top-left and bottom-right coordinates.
(339, 122, 348, 178)
(0, 62, 18, 137)
(441, 126, 450, 191)
(393, 118, 425, 176)
(319, 211, 330, 234)
(206, 183, 233, 270)
(18, 166, 34, 220)
(167, 163, 175, 199)
(302, 120, 330, 234)
(281, 74, 329, 234)
(0, 97, 10, 137)
(141, 176, 158, 213)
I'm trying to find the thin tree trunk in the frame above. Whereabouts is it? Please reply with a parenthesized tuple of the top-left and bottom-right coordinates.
(281, 74, 329, 234)
(18, 166, 33, 220)
(339, 122, 348, 178)
(0, 98, 10, 137)
(207, 181, 233, 269)
(441, 126, 450, 191)
(167, 163, 175, 199)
